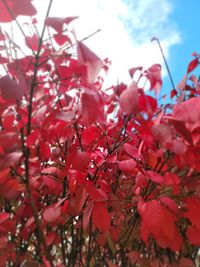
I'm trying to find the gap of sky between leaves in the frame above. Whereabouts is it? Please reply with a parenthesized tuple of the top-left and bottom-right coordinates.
(33, 0, 181, 89)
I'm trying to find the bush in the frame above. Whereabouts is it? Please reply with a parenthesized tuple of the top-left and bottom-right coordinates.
(0, 1, 199, 266)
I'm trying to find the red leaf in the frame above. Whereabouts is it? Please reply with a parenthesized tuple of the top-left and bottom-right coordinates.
(81, 91, 99, 126)
(0, 212, 9, 224)
(45, 16, 78, 33)
(140, 199, 181, 251)
(138, 94, 157, 114)
(83, 201, 93, 231)
(82, 126, 99, 145)
(170, 89, 178, 99)
(92, 202, 111, 233)
(39, 141, 51, 161)
(0, 132, 19, 152)
(118, 159, 136, 173)
(75, 186, 87, 214)
(179, 258, 195, 267)
(184, 197, 200, 230)
(0, 75, 23, 100)
(26, 129, 40, 148)
(46, 232, 57, 246)
(43, 206, 61, 223)
(86, 182, 107, 201)
(141, 200, 163, 236)
(71, 151, 90, 172)
(187, 58, 199, 74)
(119, 82, 138, 114)
(42, 175, 62, 195)
(77, 41, 103, 83)
(68, 186, 87, 216)
(173, 97, 200, 123)
(186, 226, 200, 246)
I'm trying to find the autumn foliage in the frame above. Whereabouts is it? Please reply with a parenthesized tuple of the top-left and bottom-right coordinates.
(0, 1, 200, 266)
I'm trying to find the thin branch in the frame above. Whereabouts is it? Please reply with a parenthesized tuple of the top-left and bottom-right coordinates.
(86, 217, 92, 267)
(152, 37, 176, 91)
(21, 0, 54, 265)
(27, 0, 54, 135)
(74, 123, 84, 151)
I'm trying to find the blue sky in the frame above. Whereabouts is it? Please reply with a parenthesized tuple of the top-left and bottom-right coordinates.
(166, 0, 199, 90)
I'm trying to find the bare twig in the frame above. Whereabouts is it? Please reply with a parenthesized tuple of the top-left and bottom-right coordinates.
(151, 37, 176, 91)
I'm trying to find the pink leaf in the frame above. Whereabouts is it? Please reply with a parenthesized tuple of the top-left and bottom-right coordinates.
(190, 75, 200, 91)
(0, 0, 37, 23)
(0, 152, 22, 171)
(77, 41, 103, 83)
(53, 34, 72, 46)
(45, 16, 78, 33)
(151, 123, 173, 144)
(0, 75, 23, 100)
(145, 64, 162, 95)
(25, 34, 38, 51)
(56, 111, 75, 123)
(128, 66, 143, 78)
(118, 159, 136, 173)
(173, 97, 200, 123)
(119, 81, 138, 114)
(159, 196, 178, 214)
(146, 170, 164, 183)
(124, 143, 143, 160)
(177, 74, 187, 90)
(43, 206, 61, 223)
(0, 132, 19, 152)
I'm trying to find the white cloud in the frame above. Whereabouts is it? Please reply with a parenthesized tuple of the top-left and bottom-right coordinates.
(25, 0, 183, 86)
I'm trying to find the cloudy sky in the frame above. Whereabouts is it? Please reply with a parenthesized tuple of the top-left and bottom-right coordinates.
(34, 0, 179, 85)
(33, 0, 199, 96)
(1, 0, 199, 97)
